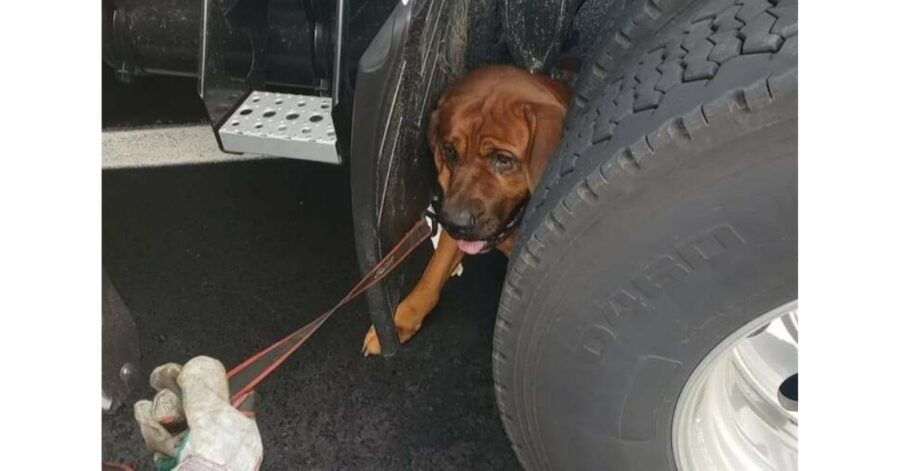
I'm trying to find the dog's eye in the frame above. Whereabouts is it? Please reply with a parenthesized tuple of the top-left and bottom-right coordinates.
(492, 152, 516, 172)
(442, 143, 459, 165)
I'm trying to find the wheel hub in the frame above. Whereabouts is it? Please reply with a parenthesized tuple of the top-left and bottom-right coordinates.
(673, 301, 798, 470)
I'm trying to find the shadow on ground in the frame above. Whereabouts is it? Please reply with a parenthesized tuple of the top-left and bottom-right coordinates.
(101, 158, 519, 470)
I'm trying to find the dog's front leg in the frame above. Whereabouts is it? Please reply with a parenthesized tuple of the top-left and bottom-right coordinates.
(362, 230, 464, 356)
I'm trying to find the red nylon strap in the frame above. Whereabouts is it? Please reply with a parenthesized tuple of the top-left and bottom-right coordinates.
(102, 462, 136, 471)
(226, 217, 433, 405)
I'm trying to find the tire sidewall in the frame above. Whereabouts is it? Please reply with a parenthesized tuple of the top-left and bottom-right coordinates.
(497, 98, 797, 470)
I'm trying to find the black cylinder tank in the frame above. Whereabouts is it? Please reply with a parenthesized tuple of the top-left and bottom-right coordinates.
(102, 0, 325, 89)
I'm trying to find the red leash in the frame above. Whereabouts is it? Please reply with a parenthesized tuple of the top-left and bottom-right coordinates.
(226, 217, 433, 407)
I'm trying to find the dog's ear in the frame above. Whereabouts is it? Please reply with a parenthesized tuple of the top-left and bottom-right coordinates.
(428, 93, 450, 155)
(428, 95, 449, 167)
(523, 100, 567, 191)
(428, 102, 453, 191)
(522, 76, 570, 190)
(428, 107, 441, 153)
(535, 75, 572, 106)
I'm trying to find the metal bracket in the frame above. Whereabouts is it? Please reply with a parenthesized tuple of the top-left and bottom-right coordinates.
(198, 0, 270, 127)
(332, 0, 345, 108)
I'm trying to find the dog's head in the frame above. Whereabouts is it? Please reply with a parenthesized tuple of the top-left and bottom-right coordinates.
(428, 66, 570, 254)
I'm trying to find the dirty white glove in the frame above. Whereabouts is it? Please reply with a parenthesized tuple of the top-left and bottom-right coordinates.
(133, 356, 263, 471)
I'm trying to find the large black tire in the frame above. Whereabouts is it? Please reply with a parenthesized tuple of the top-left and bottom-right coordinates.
(566, 0, 695, 125)
(492, 0, 797, 469)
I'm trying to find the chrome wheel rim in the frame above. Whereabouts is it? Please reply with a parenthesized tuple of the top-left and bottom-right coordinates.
(673, 300, 798, 471)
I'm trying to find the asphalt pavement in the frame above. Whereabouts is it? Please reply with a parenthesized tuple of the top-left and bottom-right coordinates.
(101, 71, 520, 470)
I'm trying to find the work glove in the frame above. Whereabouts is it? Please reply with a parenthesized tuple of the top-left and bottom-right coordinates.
(133, 356, 263, 471)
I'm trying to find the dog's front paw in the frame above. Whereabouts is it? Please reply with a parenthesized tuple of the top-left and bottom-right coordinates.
(362, 325, 383, 356)
(361, 324, 421, 356)
(361, 303, 425, 356)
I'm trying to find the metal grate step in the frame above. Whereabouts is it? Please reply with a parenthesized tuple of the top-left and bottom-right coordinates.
(218, 91, 340, 164)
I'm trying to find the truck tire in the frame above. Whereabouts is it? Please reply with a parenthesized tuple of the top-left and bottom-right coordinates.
(566, 0, 694, 125)
(492, 0, 798, 470)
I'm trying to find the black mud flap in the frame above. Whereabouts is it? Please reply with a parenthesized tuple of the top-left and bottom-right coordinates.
(350, 0, 468, 356)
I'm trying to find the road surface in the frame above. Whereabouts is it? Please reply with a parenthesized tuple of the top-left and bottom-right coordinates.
(101, 69, 519, 470)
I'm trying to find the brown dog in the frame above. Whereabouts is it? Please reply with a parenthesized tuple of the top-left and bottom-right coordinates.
(363, 65, 570, 356)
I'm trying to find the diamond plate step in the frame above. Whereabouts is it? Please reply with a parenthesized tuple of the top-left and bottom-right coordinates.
(218, 91, 340, 164)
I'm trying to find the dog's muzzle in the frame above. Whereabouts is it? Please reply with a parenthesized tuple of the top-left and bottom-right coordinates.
(426, 190, 529, 251)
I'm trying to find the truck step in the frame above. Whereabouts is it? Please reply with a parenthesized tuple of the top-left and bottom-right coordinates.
(218, 91, 340, 164)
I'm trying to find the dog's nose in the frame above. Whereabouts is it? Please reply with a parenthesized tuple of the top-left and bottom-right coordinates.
(441, 208, 476, 237)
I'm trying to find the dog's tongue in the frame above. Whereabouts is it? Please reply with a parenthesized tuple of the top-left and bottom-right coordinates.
(456, 240, 487, 255)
